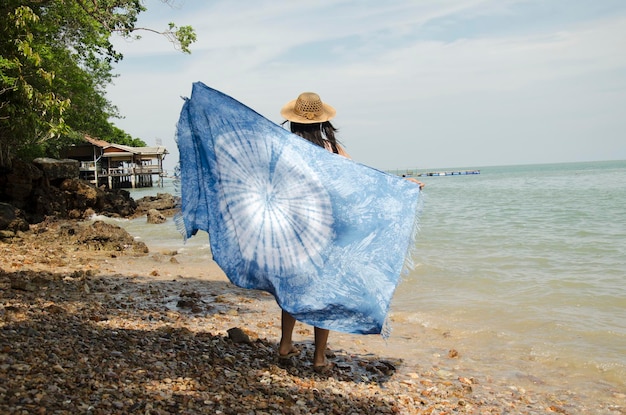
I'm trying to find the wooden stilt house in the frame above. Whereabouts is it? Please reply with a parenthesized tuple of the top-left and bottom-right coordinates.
(63, 136, 168, 189)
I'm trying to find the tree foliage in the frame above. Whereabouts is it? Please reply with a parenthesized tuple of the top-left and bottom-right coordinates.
(0, 0, 196, 169)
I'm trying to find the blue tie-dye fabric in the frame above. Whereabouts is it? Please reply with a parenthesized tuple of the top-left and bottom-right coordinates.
(176, 82, 422, 336)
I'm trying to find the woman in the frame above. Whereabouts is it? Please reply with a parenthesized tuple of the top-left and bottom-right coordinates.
(277, 92, 423, 371)
(278, 92, 345, 371)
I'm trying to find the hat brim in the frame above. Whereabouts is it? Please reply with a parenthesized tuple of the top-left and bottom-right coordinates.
(280, 99, 336, 124)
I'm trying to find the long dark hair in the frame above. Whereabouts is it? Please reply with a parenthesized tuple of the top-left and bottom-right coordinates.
(287, 121, 340, 154)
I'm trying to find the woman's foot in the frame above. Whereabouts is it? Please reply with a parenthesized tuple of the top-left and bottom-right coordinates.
(278, 345, 301, 359)
(313, 360, 335, 373)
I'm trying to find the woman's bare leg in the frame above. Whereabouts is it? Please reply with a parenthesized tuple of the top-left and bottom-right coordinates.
(279, 310, 297, 356)
(313, 327, 330, 367)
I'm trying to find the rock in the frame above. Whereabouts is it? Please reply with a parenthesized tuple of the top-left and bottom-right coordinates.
(134, 193, 180, 218)
(101, 188, 137, 218)
(32, 157, 79, 182)
(60, 178, 101, 210)
(10, 278, 37, 292)
(0, 203, 29, 232)
(146, 209, 167, 224)
(75, 220, 149, 253)
(227, 327, 251, 344)
(52, 364, 65, 374)
(0, 159, 42, 205)
(0, 158, 137, 223)
(31, 184, 68, 220)
(137, 193, 179, 211)
(0, 230, 15, 239)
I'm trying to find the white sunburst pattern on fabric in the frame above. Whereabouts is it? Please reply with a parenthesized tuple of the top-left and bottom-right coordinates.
(176, 83, 422, 336)
(213, 130, 334, 275)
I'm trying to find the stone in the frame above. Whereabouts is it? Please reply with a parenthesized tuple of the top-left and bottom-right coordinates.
(75, 220, 149, 254)
(133, 193, 180, 218)
(101, 189, 137, 218)
(32, 158, 79, 181)
(0, 203, 29, 232)
(0, 230, 15, 239)
(60, 178, 101, 210)
(146, 209, 167, 224)
(226, 327, 251, 344)
(0, 159, 42, 204)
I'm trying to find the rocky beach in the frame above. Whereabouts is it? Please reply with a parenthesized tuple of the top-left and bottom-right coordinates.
(1, 159, 623, 414)
(2, 218, 602, 415)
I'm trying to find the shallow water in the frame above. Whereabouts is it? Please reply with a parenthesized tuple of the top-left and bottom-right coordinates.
(113, 160, 625, 404)
(393, 160, 626, 401)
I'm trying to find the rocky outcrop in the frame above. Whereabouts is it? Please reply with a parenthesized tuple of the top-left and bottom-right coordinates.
(72, 220, 149, 253)
(58, 178, 137, 219)
(133, 193, 180, 218)
(0, 158, 137, 233)
(0, 158, 181, 242)
(17, 218, 149, 254)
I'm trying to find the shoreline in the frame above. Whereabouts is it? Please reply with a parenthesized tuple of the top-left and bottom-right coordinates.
(1, 220, 622, 414)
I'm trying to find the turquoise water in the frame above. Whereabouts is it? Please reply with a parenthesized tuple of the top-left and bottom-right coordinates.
(118, 160, 625, 400)
(393, 160, 625, 397)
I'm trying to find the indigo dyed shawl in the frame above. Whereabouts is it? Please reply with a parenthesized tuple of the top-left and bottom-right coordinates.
(176, 82, 422, 336)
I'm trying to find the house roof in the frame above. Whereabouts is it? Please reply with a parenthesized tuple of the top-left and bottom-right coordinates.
(84, 135, 168, 157)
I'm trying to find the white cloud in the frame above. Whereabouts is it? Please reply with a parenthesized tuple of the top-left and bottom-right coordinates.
(106, 1, 626, 171)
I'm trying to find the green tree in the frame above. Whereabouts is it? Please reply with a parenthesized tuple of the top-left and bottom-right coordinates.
(0, 0, 195, 170)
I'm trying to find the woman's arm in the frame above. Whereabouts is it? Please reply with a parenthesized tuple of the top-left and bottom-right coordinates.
(405, 176, 425, 190)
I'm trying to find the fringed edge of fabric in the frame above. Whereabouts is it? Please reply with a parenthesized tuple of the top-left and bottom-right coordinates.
(172, 162, 188, 243)
(401, 191, 425, 276)
(381, 190, 425, 340)
(174, 212, 188, 243)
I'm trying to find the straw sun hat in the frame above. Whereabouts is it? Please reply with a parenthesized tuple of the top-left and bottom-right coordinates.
(280, 92, 336, 124)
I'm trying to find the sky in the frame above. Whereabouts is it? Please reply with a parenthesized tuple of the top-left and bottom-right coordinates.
(105, 0, 626, 173)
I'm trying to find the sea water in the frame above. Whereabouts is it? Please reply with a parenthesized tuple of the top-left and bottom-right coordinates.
(392, 160, 626, 401)
(115, 160, 625, 402)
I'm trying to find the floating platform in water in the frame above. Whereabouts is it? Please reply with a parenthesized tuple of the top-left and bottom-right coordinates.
(398, 170, 480, 178)
(419, 170, 480, 177)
